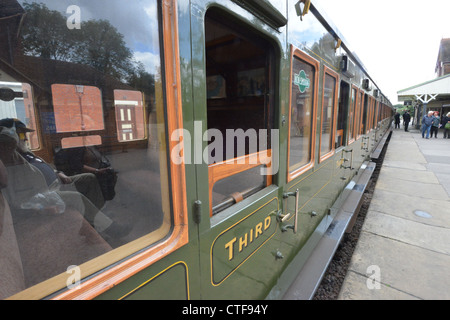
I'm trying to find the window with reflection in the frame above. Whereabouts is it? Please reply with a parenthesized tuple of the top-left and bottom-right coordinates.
(336, 81, 349, 148)
(320, 70, 337, 160)
(361, 95, 369, 134)
(0, 81, 39, 149)
(357, 91, 364, 137)
(349, 87, 357, 142)
(52, 84, 104, 133)
(288, 48, 318, 178)
(205, 9, 275, 216)
(114, 89, 146, 142)
(0, 0, 172, 299)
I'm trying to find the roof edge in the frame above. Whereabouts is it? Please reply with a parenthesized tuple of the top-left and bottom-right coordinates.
(397, 73, 450, 94)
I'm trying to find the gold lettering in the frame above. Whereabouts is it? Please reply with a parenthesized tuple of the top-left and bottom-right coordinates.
(255, 222, 263, 238)
(224, 216, 273, 260)
(225, 237, 237, 261)
(239, 234, 248, 252)
(264, 216, 271, 230)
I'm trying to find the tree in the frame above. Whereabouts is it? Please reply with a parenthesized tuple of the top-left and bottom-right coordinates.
(20, 2, 139, 82)
(21, 2, 77, 61)
(71, 19, 135, 81)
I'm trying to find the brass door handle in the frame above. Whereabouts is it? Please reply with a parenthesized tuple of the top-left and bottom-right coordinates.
(280, 189, 299, 234)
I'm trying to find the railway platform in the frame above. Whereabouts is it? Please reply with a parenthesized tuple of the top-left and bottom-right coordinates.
(338, 127, 450, 300)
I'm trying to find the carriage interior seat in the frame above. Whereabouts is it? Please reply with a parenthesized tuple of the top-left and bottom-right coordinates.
(0, 195, 25, 299)
(0, 187, 112, 298)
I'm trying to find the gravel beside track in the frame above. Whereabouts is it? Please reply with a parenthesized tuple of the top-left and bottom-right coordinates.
(313, 132, 390, 300)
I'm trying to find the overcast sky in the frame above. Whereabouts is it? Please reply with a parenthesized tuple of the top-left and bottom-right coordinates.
(314, 0, 450, 105)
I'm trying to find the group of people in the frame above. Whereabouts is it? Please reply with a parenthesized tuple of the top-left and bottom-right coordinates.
(394, 110, 450, 139)
(0, 118, 130, 240)
(421, 110, 450, 139)
(394, 110, 412, 131)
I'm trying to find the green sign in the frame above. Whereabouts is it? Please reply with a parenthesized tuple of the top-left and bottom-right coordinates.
(293, 70, 310, 93)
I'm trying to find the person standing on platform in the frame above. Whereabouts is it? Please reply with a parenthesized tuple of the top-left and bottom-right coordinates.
(443, 112, 450, 139)
(394, 111, 401, 129)
(421, 111, 434, 139)
(403, 110, 411, 132)
(430, 111, 440, 138)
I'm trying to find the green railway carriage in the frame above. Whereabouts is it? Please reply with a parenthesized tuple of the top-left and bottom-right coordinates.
(0, 0, 393, 300)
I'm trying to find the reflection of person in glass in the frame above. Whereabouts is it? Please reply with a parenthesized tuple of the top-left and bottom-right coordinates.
(293, 93, 305, 137)
(0, 118, 130, 239)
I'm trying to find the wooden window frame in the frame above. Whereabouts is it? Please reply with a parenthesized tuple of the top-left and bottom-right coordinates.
(360, 92, 367, 136)
(356, 89, 364, 138)
(287, 45, 319, 182)
(318, 66, 339, 163)
(368, 97, 374, 132)
(204, 10, 276, 217)
(208, 151, 273, 216)
(47, 0, 189, 300)
(348, 85, 359, 144)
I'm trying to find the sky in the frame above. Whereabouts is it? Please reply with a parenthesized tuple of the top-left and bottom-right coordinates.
(314, 0, 450, 105)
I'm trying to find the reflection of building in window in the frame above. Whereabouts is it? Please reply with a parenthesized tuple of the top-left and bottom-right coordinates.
(114, 89, 145, 142)
(0, 81, 39, 149)
(320, 73, 336, 157)
(51, 84, 104, 133)
(61, 135, 102, 149)
(289, 55, 316, 173)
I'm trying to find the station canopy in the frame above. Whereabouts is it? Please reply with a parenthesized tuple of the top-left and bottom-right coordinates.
(397, 73, 450, 104)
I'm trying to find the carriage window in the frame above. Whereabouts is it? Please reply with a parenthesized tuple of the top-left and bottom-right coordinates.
(61, 135, 102, 149)
(361, 94, 369, 134)
(0, 81, 39, 149)
(357, 91, 364, 137)
(374, 101, 380, 128)
(0, 0, 179, 299)
(349, 87, 357, 143)
(205, 10, 275, 216)
(288, 47, 318, 179)
(114, 90, 146, 142)
(336, 81, 349, 148)
(319, 68, 338, 161)
(52, 84, 104, 133)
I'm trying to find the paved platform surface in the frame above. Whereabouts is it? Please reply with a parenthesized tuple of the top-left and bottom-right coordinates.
(338, 128, 450, 300)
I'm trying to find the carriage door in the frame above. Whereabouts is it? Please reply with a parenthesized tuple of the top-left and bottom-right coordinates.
(192, 6, 284, 299)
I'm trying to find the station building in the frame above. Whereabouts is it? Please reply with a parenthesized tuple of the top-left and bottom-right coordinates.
(398, 38, 450, 126)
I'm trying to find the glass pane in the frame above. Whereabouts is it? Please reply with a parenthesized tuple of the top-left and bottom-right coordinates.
(320, 74, 335, 156)
(61, 135, 102, 149)
(0, 81, 39, 149)
(212, 166, 266, 215)
(349, 88, 356, 140)
(114, 90, 146, 142)
(0, 0, 168, 298)
(52, 84, 104, 132)
(289, 56, 315, 172)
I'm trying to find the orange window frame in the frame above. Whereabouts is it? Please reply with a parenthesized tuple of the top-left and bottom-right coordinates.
(208, 151, 273, 216)
(370, 98, 375, 131)
(287, 45, 319, 182)
(348, 85, 359, 144)
(357, 89, 364, 138)
(50, 0, 188, 300)
(318, 66, 339, 163)
(359, 91, 366, 136)
(366, 96, 372, 132)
